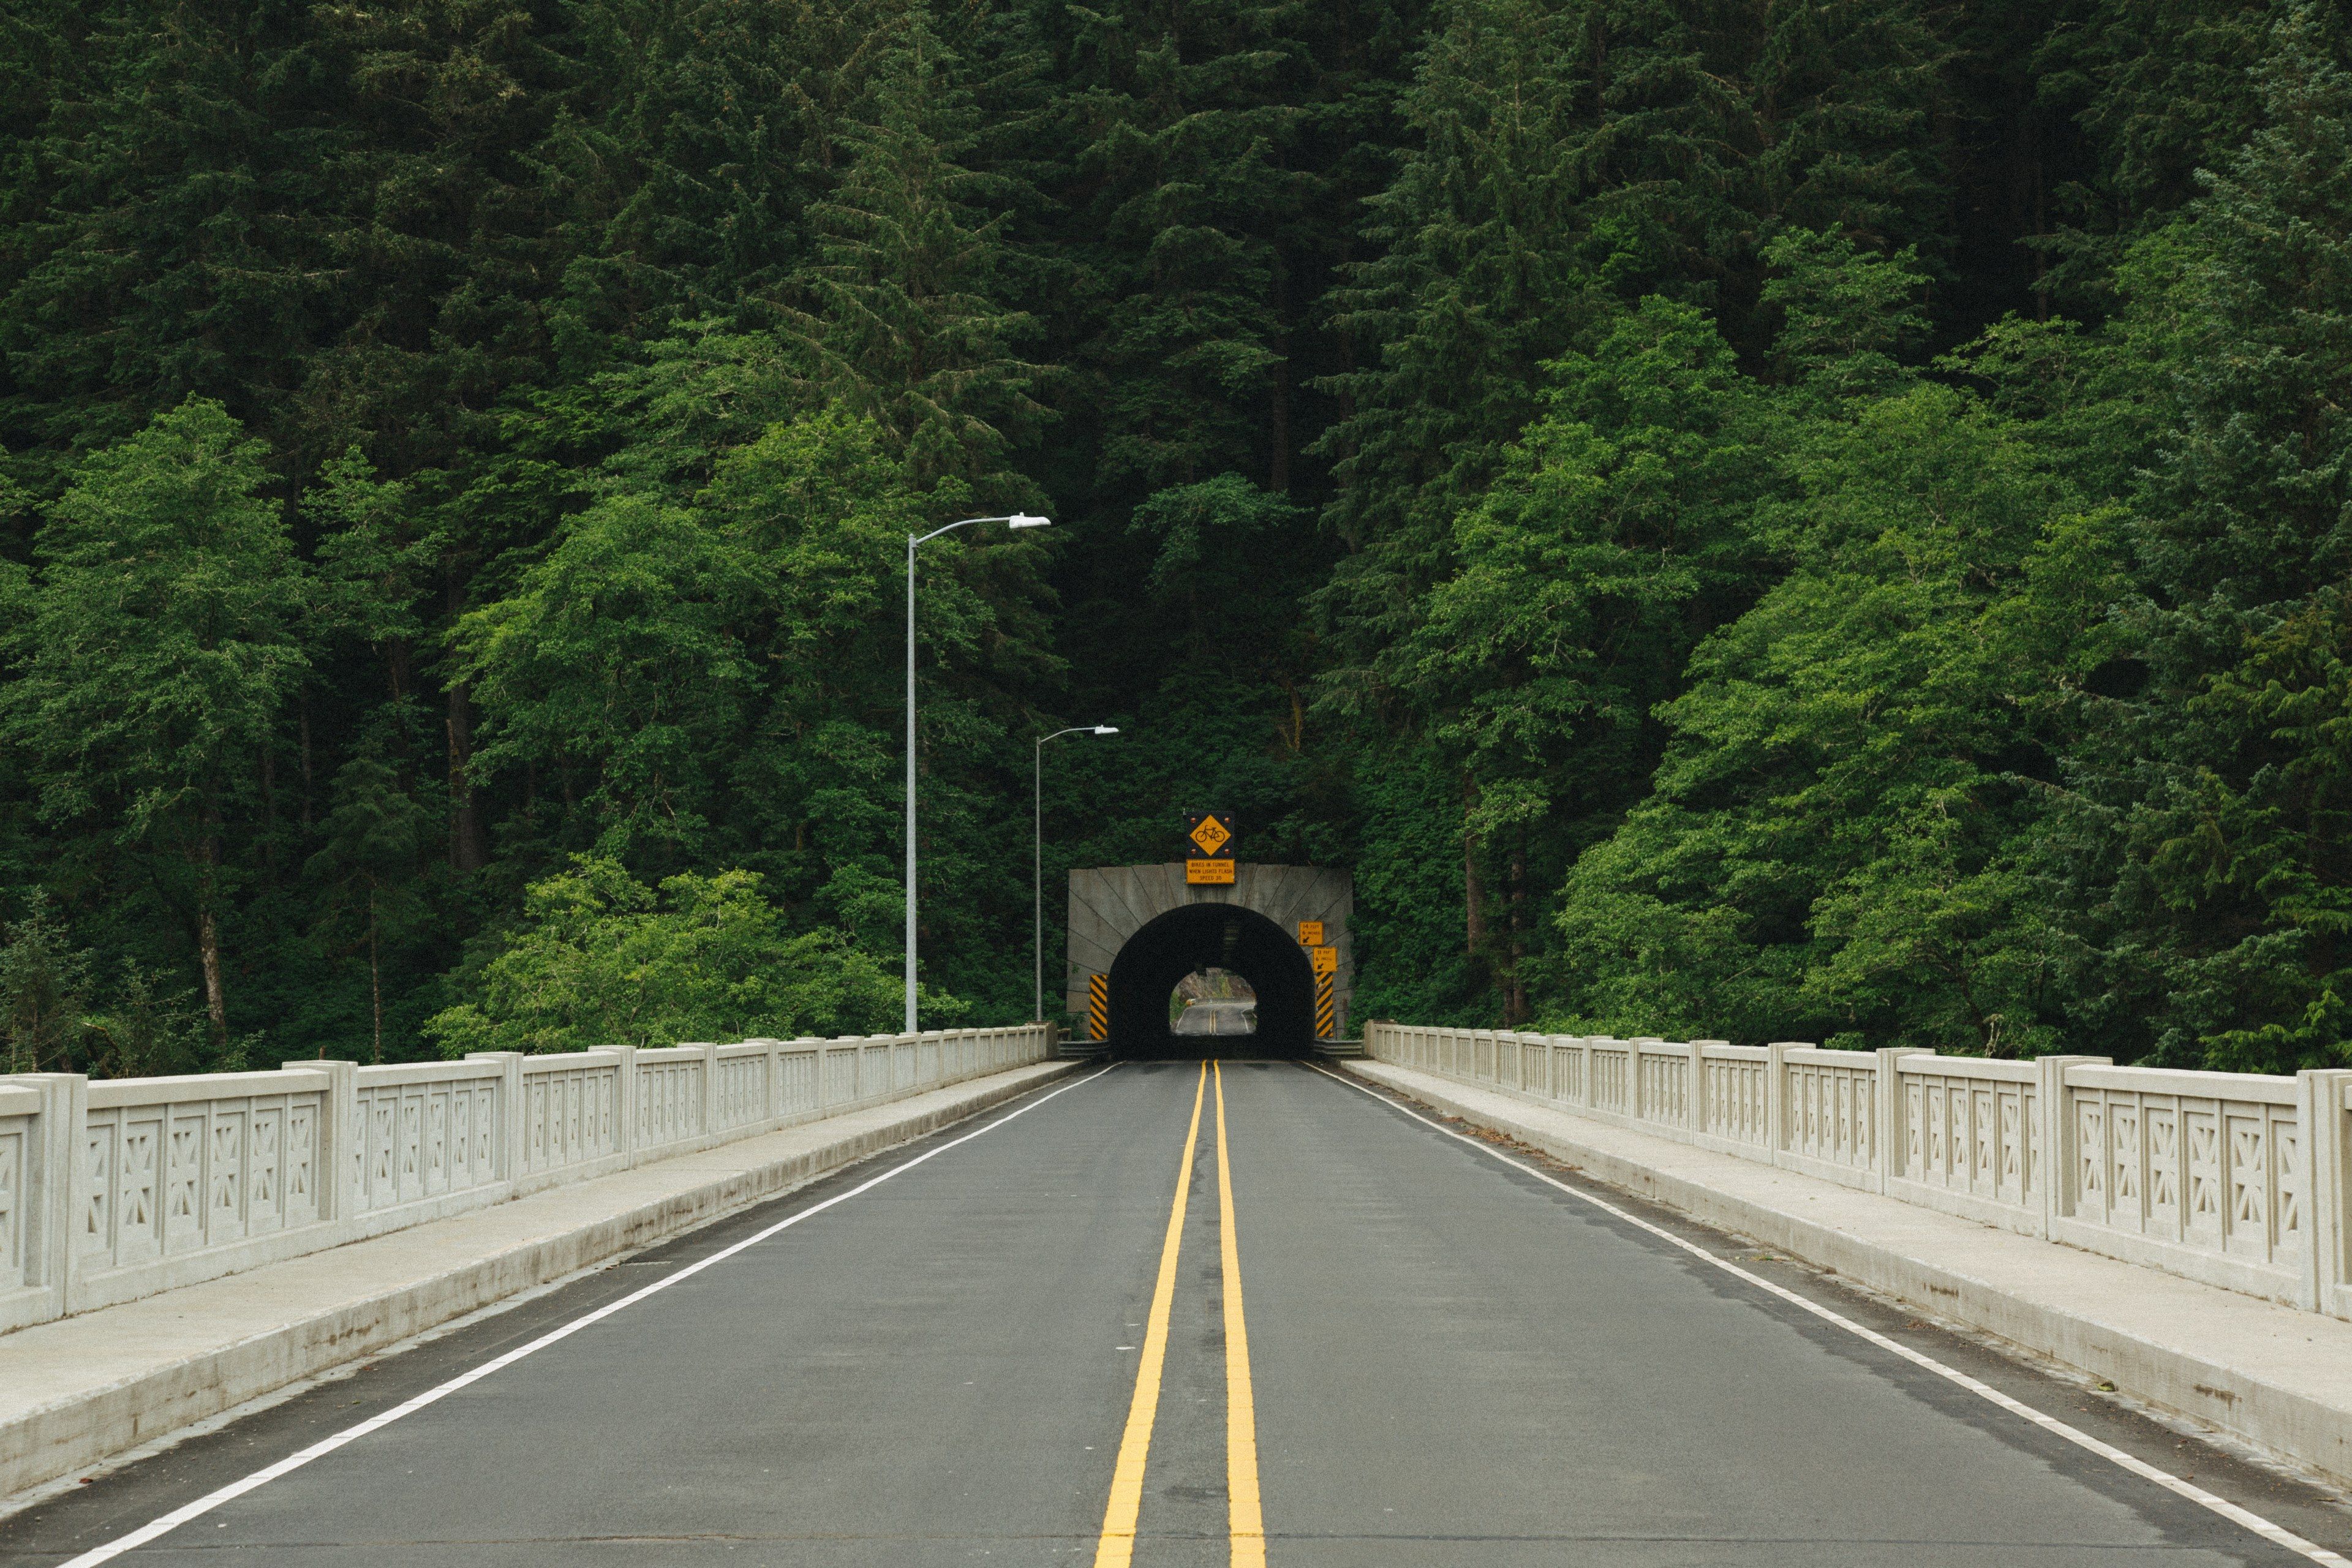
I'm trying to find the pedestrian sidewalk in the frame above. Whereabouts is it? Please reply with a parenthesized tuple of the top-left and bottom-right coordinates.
(0, 1060, 1074, 1504)
(1347, 1059, 2352, 1488)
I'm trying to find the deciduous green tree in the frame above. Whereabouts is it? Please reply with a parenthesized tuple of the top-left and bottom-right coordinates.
(3, 398, 309, 1048)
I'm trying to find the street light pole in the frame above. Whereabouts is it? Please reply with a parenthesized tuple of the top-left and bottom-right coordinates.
(1035, 725, 1119, 1022)
(905, 514, 1050, 1035)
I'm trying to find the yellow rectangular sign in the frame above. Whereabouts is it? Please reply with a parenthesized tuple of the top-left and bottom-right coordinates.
(1311, 944, 1338, 975)
(1296, 921, 1324, 946)
(1186, 859, 1235, 885)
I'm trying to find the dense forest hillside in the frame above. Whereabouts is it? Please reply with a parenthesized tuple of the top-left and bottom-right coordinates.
(1, 0, 2346, 1074)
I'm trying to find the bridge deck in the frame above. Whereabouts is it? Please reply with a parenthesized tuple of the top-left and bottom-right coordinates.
(6, 1063, 2345, 1565)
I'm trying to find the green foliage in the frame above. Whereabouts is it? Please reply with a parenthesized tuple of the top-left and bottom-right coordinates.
(1760, 230, 1931, 400)
(424, 857, 942, 1054)
(9, 0, 2352, 1076)
(2, 397, 307, 1049)
(794, 19, 1047, 490)
(1548, 385, 2118, 1053)
(2053, 6, 2352, 1071)
(0, 900, 85, 1072)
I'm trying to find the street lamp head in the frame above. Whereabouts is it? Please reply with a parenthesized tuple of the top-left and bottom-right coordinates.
(1007, 513, 1052, 529)
(1093, 726, 1119, 735)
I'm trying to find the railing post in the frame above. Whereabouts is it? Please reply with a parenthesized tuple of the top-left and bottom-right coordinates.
(2297, 1069, 2348, 1315)
(1629, 1039, 1657, 1123)
(611, 1045, 638, 1163)
(698, 1042, 720, 1137)
(1766, 1042, 1796, 1163)
(1874, 1048, 1929, 1193)
(302, 1058, 360, 1223)
(1692, 1042, 1727, 1134)
(463, 1054, 524, 1188)
(2036, 1055, 2107, 1240)
(757, 1038, 781, 1120)
(20, 1073, 82, 1321)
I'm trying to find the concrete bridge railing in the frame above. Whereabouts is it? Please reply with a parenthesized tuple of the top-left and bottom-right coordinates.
(0, 1025, 1055, 1335)
(1365, 1023, 2352, 1319)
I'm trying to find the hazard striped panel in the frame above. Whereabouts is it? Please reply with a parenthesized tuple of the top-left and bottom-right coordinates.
(1088, 974, 1109, 1041)
(1315, 976, 1337, 1039)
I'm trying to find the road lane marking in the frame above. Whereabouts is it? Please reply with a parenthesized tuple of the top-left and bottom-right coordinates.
(49, 1065, 1120, 1568)
(1093, 1062, 1207, 1568)
(1215, 1061, 1267, 1568)
(1310, 1064, 2351, 1567)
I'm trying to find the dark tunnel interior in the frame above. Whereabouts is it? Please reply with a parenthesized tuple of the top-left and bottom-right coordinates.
(1104, 903, 1316, 1057)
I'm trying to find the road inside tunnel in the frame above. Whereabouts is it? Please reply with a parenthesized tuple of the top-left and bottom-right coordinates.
(1105, 903, 1316, 1057)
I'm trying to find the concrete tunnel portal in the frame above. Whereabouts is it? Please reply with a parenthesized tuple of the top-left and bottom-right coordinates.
(1065, 863, 1352, 1058)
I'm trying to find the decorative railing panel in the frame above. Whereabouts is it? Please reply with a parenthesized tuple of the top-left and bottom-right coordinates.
(0, 1024, 1054, 1333)
(1591, 1044, 1629, 1115)
(1550, 1039, 1585, 1104)
(635, 1049, 706, 1151)
(780, 1047, 821, 1117)
(81, 1072, 328, 1276)
(1894, 1057, 2037, 1221)
(1637, 1045, 1689, 1131)
(352, 1062, 501, 1216)
(1781, 1048, 1877, 1174)
(0, 1094, 32, 1289)
(1700, 1046, 1770, 1148)
(2056, 1065, 2304, 1298)
(716, 1047, 767, 1131)
(1362, 1021, 2351, 1320)
(520, 1056, 622, 1176)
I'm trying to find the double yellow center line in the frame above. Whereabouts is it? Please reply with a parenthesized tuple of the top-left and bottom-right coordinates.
(1093, 1062, 1265, 1567)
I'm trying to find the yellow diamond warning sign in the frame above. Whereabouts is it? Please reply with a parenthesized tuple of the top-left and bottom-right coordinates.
(1187, 813, 1231, 857)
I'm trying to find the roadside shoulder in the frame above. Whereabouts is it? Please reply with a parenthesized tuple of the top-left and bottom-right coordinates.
(1348, 1058, 2352, 1490)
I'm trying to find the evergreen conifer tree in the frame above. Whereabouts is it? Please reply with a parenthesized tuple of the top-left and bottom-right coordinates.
(794, 16, 1048, 491)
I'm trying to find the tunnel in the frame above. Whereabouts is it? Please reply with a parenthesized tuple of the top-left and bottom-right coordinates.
(1104, 902, 1317, 1057)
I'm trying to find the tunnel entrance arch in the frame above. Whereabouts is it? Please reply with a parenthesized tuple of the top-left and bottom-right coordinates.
(1066, 864, 1352, 1057)
(1108, 905, 1313, 1055)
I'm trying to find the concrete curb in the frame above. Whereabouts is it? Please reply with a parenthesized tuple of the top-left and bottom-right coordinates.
(2, 1061, 1076, 1503)
(1346, 1061, 2352, 1488)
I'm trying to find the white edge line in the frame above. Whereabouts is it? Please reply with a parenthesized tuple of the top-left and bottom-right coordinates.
(54, 1065, 1120, 1568)
(1308, 1062, 2352, 1568)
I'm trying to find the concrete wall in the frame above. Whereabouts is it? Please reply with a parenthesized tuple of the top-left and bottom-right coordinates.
(1066, 864, 1352, 1028)
(1366, 1023, 2352, 1319)
(0, 1025, 1055, 1336)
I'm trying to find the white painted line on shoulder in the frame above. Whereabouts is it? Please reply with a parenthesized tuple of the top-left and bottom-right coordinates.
(54, 1065, 1120, 1567)
(1308, 1063, 2351, 1568)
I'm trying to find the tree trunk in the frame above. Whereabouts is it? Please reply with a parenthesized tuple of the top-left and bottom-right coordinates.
(447, 676, 488, 872)
(298, 698, 314, 831)
(368, 889, 383, 1066)
(1504, 846, 1528, 1025)
(1268, 358, 1291, 496)
(447, 576, 489, 872)
(198, 831, 228, 1053)
(1463, 775, 1487, 960)
(258, 744, 277, 865)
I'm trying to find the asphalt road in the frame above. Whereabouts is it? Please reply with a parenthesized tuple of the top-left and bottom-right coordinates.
(1173, 1001, 1256, 1036)
(6, 1061, 2349, 1566)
